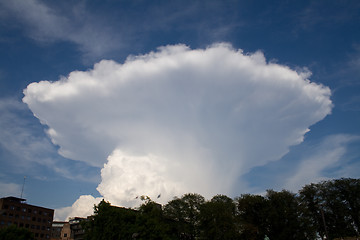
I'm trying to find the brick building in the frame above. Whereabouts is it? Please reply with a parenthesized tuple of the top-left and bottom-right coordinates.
(0, 196, 54, 240)
(51, 217, 86, 240)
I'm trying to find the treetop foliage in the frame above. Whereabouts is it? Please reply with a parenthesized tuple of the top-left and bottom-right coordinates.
(82, 178, 360, 240)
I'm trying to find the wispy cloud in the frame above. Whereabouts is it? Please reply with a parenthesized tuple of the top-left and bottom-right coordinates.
(296, 1, 360, 31)
(0, 0, 245, 60)
(284, 134, 360, 191)
(0, 97, 99, 182)
(0, 0, 121, 59)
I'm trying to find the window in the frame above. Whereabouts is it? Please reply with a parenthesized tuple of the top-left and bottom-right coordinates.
(10, 206, 15, 210)
(64, 233, 67, 237)
(22, 208, 26, 212)
(25, 224, 29, 228)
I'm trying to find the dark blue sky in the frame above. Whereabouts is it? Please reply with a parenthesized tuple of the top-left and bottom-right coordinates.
(0, 0, 359, 219)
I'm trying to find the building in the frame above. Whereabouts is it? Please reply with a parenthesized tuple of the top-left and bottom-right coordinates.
(69, 217, 86, 240)
(51, 221, 66, 239)
(51, 217, 86, 240)
(0, 196, 54, 240)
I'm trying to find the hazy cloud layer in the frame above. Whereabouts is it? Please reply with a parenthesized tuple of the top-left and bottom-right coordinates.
(0, 98, 56, 167)
(285, 134, 360, 191)
(23, 44, 332, 218)
(0, 182, 21, 197)
(0, 0, 119, 58)
(0, 98, 100, 182)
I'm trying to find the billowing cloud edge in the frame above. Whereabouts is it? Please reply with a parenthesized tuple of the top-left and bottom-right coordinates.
(22, 43, 333, 219)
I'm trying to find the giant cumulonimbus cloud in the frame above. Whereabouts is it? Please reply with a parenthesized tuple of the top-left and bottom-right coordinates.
(23, 43, 332, 218)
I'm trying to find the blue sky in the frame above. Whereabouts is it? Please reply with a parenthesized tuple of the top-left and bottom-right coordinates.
(0, 0, 359, 220)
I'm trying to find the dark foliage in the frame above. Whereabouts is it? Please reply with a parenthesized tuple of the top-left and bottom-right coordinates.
(82, 178, 360, 240)
(0, 225, 35, 240)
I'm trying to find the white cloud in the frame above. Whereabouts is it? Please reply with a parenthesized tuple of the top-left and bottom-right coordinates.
(284, 134, 360, 191)
(54, 195, 102, 221)
(23, 44, 332, 217)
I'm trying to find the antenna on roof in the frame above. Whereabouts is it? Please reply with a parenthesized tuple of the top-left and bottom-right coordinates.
(20, 176, 26, 199)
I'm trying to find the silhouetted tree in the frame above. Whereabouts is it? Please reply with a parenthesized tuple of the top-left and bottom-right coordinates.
(83, 199, 138, 240)
(199, 194, 240, 239)
(163, 193, 204, 239)
(236, 194, 268, 240)
(299, 178, 360, 239)
(265, 190, 315, 240)
(0, 225, 35, 240)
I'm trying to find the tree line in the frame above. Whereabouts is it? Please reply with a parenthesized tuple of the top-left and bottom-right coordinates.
(82, 178, 360, 240)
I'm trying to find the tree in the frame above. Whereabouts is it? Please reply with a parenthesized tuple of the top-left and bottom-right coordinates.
(163, 193, 205, 239)
(199, 194, 240, 240)
(265, 190, 315, 240)
(83, 199, 138, 240)
(163, 197, 190, 239)
(135, 196, 173, 240)
(0, 225, 35, 240)
(298, 183, 326, 239)
(299, 178, 360, 239)
(236, 194, 268, 240)
(332, 178, 360, 235)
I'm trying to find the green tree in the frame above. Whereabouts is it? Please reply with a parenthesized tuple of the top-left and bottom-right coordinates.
(163, 193, 205, 239)
(135, 196, 173, 240)
(0, 225, 35, 240)
(265, 190, 315, 240)
(236, 194, 268, 240)
(299, 178, 360, 239)
(199, 194, 240, 240)
(299, 183, 325, 239)
(83, 199, 138, 240)
(163, 197, 190, 239)
(332, 178, 360, 236)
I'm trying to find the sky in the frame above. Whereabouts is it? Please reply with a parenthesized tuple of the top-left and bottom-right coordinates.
(0, 0, 359, 220)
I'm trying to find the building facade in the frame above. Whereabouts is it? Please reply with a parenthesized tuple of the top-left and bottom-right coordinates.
(0, 196, 54, 240)
(51, 217, 86, 240)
